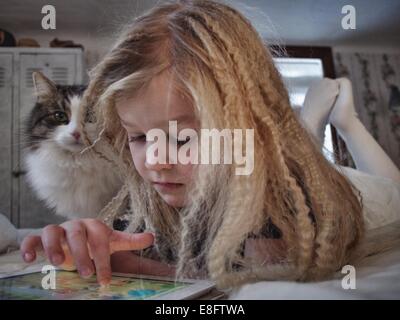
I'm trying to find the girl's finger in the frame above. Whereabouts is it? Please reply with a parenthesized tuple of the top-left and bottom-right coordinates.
(41, 224, 66, 266)
(88, 241, 112, 286)
(63, 222, 94, 278)
(20, 235, 43, 262)
(109, 231, 154, 253)
(85, 225, 113, 286)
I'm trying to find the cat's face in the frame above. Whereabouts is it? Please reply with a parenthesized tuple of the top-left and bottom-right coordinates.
(26, 72, 88, 153)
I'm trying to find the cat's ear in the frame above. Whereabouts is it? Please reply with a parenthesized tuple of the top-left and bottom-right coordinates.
(32, 72, 57, 102)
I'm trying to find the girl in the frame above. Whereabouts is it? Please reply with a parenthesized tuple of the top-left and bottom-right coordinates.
(21, 0, 400, 290)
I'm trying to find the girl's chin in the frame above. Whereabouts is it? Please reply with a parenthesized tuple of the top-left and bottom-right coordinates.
(159, 194, 186, 208)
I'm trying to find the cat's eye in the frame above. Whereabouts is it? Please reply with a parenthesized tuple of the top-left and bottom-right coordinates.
(53, 111, 68, 124)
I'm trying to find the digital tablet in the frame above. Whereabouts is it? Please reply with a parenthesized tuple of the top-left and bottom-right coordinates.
(0, 266, 215, 300)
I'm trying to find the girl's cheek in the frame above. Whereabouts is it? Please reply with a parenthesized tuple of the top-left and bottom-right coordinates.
(130, 144, 147, 175)
(178, 163, 196, 182)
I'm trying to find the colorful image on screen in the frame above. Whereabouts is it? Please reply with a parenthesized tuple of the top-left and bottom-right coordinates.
(0, 271, 189, 300)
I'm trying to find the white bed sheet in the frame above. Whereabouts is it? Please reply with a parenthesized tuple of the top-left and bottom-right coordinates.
(229, 243, 400, 299)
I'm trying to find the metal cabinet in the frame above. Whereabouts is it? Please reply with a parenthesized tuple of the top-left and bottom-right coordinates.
(0, 48, 84, 228)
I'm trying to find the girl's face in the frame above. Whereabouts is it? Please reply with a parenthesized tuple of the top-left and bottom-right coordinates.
(116, 73, 198, 208)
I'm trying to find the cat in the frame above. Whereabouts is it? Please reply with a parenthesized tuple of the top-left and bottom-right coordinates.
(23, 71, 123, 219)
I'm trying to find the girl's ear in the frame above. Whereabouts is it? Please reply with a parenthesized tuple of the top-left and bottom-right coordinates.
(32, 71, 57, 102)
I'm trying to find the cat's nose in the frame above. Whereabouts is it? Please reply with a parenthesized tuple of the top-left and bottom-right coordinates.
(71, 131, 81, 141)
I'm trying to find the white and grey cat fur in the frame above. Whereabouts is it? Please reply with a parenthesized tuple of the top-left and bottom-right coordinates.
(24, 72, 123, 219)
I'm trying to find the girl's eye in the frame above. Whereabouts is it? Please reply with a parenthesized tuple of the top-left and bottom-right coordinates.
(128, 135, 146, 143)
(53, 111, 69, 124)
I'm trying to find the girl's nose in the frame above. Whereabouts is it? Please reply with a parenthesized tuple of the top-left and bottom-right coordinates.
(145, 159, 173, 171)
(145, 145, 173, 171)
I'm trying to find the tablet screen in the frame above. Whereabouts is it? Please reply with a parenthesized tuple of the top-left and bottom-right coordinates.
(0, 270, 190, 300)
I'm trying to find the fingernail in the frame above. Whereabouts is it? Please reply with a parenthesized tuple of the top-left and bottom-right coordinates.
(51, 254, 63, 265)
(99, 280, 110, 288)
(80, 267, 93, 278)
(24, 252, 34, 262)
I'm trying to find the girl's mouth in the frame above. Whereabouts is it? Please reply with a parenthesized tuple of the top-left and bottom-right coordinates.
(152, 181, 184, 191)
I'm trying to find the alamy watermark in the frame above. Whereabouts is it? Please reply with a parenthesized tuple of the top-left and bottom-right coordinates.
(341, 265, 356, 290)
(40, 264, 355, 291)
(41, 4, 356, 32)
(139, 121, 254, 176)
(41, 5, 56, 30)
(41, 265, 56, 290)
(341, 5, 356, 30)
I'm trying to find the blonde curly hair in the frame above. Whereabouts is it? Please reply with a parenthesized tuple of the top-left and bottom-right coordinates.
(80, 0, 366, 289)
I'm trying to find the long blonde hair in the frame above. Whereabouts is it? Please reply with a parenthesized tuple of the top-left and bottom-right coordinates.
(81, 0, 366, 289)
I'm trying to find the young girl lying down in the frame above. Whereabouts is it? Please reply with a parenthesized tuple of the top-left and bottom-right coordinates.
(21, 0, 400, 290)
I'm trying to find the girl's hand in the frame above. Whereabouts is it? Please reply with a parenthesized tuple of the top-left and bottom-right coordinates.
(20, 219, 154, 286)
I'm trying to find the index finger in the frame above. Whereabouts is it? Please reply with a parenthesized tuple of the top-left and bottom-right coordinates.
(109, 231, 154, 253)
(21, 235, 44, 262)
